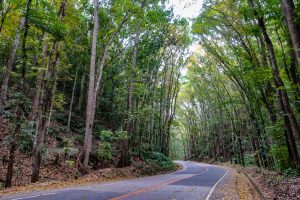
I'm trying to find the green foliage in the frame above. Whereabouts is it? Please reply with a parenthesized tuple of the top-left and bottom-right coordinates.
(29, 7, 67, 40)
(95, 142, 112, 161)
(266, 120, 285, 144)
(283, 168, 299, 177)
(99, 130, 113, 142)
(115, 130, 128, 140)
(54, 113, 68, 126)
(92, 129, 128, 162)
(53, 93, 65, 111)
(65, 160, 75, 167)
(74, 134, 84, 144)
(269, 146, 290, 171)
(244, 154, 256, 166)
(55, 138, 79, 158)
(18, 126, 34, 152)
(141, 151, 176, 172)
(96, 129, 128, 142)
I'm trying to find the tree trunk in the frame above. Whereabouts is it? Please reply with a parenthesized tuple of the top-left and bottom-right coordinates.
(286, 32, 300, 113)
(0, 17, 25, 111)
(45, 74, 58, 136)
(0, 0, 3, 11)
(31, 0, 67, 182)
(122, 7, 143, 167)
(281, 0, 300, 70)
(31, 109, 46, 182)
(5, 74, 26, 188)
(79, 0, 99, 175)
(0, 0, 32, 111)
(67, 66, 78, 132)
(21, 7, 30, 85)
(77, 65, 86, 111)
(279, 95, 300, 169)
(31, 45, 60, 183)
(249, 0, 300, 168)
(29, 33, 48, 121)
(5, 141, 16, 188)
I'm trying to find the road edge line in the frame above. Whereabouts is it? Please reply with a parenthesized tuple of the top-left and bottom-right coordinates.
(11, 192, 57, 200)
(205, 169, 228, 200)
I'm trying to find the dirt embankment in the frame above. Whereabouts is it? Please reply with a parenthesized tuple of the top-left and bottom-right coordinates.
(240, 166, 300, 199)
(224, 163, 300, 200)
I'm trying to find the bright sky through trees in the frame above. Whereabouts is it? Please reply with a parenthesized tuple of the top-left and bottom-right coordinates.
(168, 0, 203, 18)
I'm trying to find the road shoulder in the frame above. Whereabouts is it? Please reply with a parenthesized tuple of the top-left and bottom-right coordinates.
(193, 162, 262, 200)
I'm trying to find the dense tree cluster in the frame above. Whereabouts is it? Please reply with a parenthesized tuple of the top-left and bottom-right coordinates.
(174, 0, 300, 173)
(0, 0, 190, 187)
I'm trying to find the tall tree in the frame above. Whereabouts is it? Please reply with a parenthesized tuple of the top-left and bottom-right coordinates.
(79, 0, 99, 174)
(0, 0, 32, 112)
(281, 0, 300, 69)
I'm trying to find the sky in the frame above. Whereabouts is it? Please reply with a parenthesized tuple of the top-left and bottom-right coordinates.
(166, 0, 204, 75)
(167, 0, 204, 53)
(167, 0, 203, 19)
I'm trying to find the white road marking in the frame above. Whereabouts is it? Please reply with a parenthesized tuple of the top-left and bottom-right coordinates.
(59, 182, 119, 192)
(205, 169, 228, 200)
(11, 192, 57, 200)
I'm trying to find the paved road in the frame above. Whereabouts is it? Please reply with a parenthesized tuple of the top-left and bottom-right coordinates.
(2, 161, 228, 200)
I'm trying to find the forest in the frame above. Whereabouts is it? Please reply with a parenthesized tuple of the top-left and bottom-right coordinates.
(0, 0, 300, 194)
(175, 0, 300, 175)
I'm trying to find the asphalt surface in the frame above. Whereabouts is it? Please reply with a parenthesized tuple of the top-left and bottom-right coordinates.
(2, 161, 228, 200)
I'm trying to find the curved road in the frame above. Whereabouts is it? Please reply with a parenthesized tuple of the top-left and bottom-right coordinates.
(2, 161, 228, 200)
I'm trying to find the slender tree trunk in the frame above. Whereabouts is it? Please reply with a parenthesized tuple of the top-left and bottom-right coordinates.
(21, 12, 30, 85)
(31, 109, 46, 182)
(279, 94, 300, 168)
(286, 32, 300, 112)
(249, 0, 300, 168)
(31, 0, 67, 182)
(31, 45, 60, 182)
(5, 101, 24, 188)
(120, 9, 143, 167)
(45, 73, 58, 136)
(79, 0, 99, 174)
(0, 0, 3, 12)
(3, 0, 33, 186)
(79, 6, 129, 172)
(0, 17, 25, 111)
(281, 0, 300, 69)
(77, 65, 86, 111)
(5, 141, 16, 188)
(0, 0, 32, 111)
(29, 33, 48, 121)
(67, 66, 78, 132)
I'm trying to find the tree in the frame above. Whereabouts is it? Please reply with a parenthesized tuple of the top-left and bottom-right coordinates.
(79, 0, 99, 174)
(0, 0, 32, 112)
